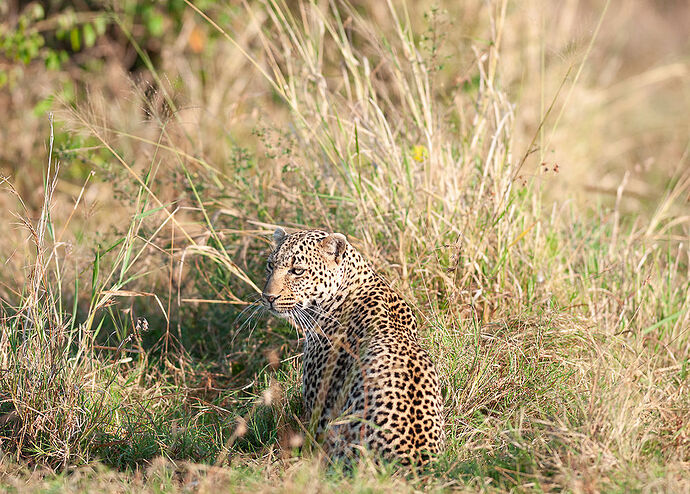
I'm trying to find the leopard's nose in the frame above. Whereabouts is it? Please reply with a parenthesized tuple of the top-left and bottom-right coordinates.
(262, 293, 280, 305)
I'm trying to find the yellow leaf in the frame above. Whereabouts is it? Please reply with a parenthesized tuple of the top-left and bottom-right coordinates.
(411, 145, 428, 162)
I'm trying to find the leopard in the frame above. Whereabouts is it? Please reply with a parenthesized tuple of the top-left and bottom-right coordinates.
(261, 227, 444, 465)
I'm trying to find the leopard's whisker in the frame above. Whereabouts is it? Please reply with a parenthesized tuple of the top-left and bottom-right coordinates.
(245, 305, 265, 342)
(297, 306, 335, 352)
(231, 303, 263, 344)
(234, 300, 261, 325)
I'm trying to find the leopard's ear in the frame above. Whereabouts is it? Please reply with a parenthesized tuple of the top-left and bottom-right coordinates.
(320, 233, 347, 263)
(273, 227, 287, 245)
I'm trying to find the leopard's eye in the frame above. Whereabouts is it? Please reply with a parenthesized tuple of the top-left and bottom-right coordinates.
(290, 267, 305, 276)
(267, 261, 275, 271)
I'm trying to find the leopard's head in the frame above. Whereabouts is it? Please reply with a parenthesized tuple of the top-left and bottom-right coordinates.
(262, 228, 349, 322)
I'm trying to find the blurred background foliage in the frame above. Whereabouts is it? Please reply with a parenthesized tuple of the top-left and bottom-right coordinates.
(1, 0, 688, 212)
(1, 0, 224, 190)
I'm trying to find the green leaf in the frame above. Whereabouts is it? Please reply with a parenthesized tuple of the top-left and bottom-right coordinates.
(103, 237, 125, 254)
(70, 27, 81, 51)
(44, 51, 62, 70)
(93, 16, 107, 36)
(70, 276, 79, 331)
(83, 23, 96, 48)
(134, 203, 173, 220)
(641, 309, 685, 336)
(147, 14, 164, 37)
(30, 3, 45, 20)
(91, 246, 100, 303)
(32, 96, 53, 116)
